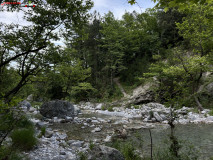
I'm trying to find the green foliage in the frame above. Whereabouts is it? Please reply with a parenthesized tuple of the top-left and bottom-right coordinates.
(155, 0, 211, 11)
(33, 113, 43, 120)
(0, 146, 27, 160)
(38, 127, 46, 138)
(176, 2, 213, 56)
(110, 140, 141, 160)
(133, 105, 140, 109)
(89, 141, 95, 150)
(107, 106, 114, 112)
(34, 54, 94, 101)
(0, 97, 23, 145)
(16, 116, 34, 129)
(128, 0, 136, 5)
(144, 47, 210, 108)
(190, 108, 200, 113)
(11, 128, 37, 151)
(155, 142, 199, 160)
(77, 151, 88, 160)
(31, 102, 42, 108)
(0, 0, 93, 101)
(101, 105, 106, 110)
(209, 110, 213, 116)
(121, 142, 141, 160)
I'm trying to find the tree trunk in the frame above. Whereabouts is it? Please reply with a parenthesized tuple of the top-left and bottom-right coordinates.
(194, 95, 204, 111)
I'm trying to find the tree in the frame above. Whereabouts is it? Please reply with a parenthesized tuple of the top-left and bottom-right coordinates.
(119, 10, 161, 84)
(145, 48, 210, 110)
(128, 0, 211, 11)
(0, 0, 93, 101)
(155, 8, 185, 48)
(0, 0, 93, 148)
(100, 12, 126, 87)
(32, 47, 94, 101)
(175, 2, 213, 109)
(176, 2, 213, 56)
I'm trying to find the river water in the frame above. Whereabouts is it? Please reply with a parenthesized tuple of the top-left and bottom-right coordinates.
(51, 112, 213, 160)
(129, 124, 213, 159)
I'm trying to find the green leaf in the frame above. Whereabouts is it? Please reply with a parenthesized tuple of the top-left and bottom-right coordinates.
(164, 7, 169, 12)
(128, 0, 136, 5)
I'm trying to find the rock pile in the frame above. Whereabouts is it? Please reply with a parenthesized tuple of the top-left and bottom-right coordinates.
(40, 100, 80, 119)
(78, 102, 213, 124)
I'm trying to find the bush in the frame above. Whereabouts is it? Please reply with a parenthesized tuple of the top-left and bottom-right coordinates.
(101, 105, 106, 110)
(0, 146, 27, 160)
(16, 116, 34, 129)
(11, 128, 37, 151)
(77, 151, 88, 160)
(121, 143, 141, 160)
(110, 140, 141, 160)
(89, 141, 95, 150)
(38, 127, 46, 138)
(107, 106, 114, 112)
(154, 141, 199, 160)
(209, 109, 213, 116)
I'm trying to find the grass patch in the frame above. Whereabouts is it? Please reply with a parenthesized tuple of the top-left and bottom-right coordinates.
(16, 116, 34, 129)
(0, 146, 29, 160)
(101, 105, 106, 110)
(190, 108, 199, 113)
(38, 127, 46, 138)
(89, 141, 95, 150)
(107, 106, 114, 112)
(11, 128, 37, 151)
(77, 151, 88, 160)
(109, 139, 141, 160)
(33, 113, 43, 120)
(209, 109, 213, 116)
(31, 101, 42, 108)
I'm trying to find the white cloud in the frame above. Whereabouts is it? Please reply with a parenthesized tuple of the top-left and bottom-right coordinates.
(90, 0, 155, 19)
(0, 7, 31, 26)
(112, 4, 146, 19)
(92, 0, 110, 8)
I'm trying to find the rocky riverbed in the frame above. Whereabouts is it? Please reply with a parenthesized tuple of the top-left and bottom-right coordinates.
(20, 101, 213, 160)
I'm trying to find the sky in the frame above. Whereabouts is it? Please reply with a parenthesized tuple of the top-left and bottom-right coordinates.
(91, 0, 156, 19)
(0, 0, 156, 46)
(0, 0, 156, 24)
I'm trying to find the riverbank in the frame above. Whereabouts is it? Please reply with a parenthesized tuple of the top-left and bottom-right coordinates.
(20, 101, 213, 160)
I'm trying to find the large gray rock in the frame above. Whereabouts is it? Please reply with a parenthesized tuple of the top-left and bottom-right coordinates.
(153, 112, 163, 122)
(87, 145, 125, 160)
(40, 100, 80, 118)
(19, 100, 31, 111)
(133, 91, 154, 105)
(206, 82, 213, 96)
(26, 94, 33, 101)
(130, 83, 155, 105)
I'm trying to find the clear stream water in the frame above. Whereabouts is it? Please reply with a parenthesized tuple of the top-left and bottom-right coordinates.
(51, 112, 213, 160)
(130, 124, 213, 159)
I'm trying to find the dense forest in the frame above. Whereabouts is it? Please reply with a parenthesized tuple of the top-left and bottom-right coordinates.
(0, 0, 213, 159)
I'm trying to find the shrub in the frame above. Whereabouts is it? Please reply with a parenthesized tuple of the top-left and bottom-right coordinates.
(209, 109, 213, 116)
(121, 143, 141, 160)
(154, 141, 199, 160)
(133, 105, 140, 109)
(11, 128, 37, 151)
(38, 127, 46, 138)
(107, 106, 114, 112)
(77, 151, 88, 160)
(33, 113, 43, 120)
(16, 116, 34, 129)
(0, 146, 27, 160)
(110, 139, 141, 160)
(101, 105, 106, 110)
(89, 141, 95, 150)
